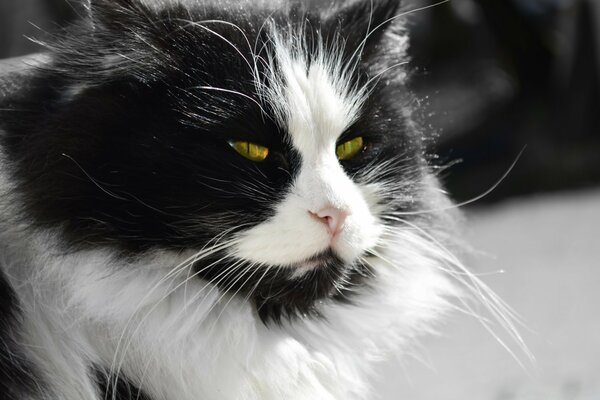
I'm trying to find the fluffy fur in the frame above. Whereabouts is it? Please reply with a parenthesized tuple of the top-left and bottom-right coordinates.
(0, 0, 512, 399)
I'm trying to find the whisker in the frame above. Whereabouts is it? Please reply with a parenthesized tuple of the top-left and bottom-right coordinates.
(377, 219, 534, 366)
(173, 258, 247, 322)
(169, 20, 254, 72)
(205, 262, 263, 336)
(187, 85, 267, 115)
(388, 148, 527, 216)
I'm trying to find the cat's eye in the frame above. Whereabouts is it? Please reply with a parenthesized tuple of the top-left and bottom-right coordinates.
(228, 141, 269, 162)
(336, 137, 365, 161)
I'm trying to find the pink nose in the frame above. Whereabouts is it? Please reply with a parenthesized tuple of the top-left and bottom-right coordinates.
(310, 207, 349, 236)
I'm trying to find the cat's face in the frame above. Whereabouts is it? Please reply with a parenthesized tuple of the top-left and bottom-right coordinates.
(2, 0, 433, 321)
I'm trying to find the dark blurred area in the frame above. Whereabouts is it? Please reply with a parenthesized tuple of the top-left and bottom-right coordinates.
(0, 0, 78, 57)
(407, 0, 600, 203)
(1, 0, 599, 204)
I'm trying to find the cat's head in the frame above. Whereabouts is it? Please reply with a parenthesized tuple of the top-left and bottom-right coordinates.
(1, 0, 450, 322)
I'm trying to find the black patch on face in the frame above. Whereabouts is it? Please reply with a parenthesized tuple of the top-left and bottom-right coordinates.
(194, 249, 373, 324)
(94, 367, 153, 400)
(0, 269, 47, 399)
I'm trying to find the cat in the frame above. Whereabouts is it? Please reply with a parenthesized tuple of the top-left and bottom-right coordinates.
(0, 0, 484, 399)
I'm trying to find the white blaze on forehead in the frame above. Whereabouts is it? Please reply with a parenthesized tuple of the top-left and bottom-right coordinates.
(282, 60, 357, 155)
(258, 28, 368, 157)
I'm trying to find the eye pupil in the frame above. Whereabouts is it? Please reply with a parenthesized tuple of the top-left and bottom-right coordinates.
(228, 141, 269, 162)
(336, 136, 364, 161)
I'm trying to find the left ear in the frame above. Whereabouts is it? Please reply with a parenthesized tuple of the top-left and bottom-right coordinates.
(322, 0, 403, 54)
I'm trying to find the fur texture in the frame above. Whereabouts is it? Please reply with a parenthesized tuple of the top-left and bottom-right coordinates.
(0, 1, 486, 399)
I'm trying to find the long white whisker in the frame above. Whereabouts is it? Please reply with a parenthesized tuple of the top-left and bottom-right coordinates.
(187, 85, 267, 115)
(385, 148, 526, 216)
(170, 20, 254, 72)
(378, 220, 534, 366)
(205, 262, 263, 336)
(172, 258, 247, 322)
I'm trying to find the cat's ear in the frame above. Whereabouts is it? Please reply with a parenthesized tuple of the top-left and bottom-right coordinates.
(322, 0, 403, 52)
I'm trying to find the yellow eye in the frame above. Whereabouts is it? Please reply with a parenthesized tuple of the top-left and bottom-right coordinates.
(336, 136, 364, 161)
(228, 141, 269, 162)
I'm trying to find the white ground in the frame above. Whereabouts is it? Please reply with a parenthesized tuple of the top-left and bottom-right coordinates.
(376, 189, 600, 400)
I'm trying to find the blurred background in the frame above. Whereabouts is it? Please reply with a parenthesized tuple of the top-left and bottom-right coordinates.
(1, 0, 599, 399)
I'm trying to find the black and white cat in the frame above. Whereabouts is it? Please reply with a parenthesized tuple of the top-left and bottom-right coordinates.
(0, 0, 497, 399)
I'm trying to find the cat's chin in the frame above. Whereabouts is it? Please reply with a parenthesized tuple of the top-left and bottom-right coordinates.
(192, 248, 370, 324)
(247, 249, 372, 323)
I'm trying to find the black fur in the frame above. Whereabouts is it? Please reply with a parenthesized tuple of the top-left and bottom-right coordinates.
(0, 0, 422, 324)
(95, 367, 153, 400)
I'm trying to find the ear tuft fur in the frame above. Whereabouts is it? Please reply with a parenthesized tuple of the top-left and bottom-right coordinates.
(318, 0, 404, 63)
(324, 0, 402, 40)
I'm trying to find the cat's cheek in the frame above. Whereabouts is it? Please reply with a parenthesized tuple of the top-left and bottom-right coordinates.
(356, 183, 387, 216)
(333, 215, 382, 262)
